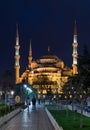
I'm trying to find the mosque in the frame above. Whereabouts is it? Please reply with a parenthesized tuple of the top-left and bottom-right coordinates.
(14, 22, 78, 97)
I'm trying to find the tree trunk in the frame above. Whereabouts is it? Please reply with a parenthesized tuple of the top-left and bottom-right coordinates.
(66, 101, 69, 118)
(72, 98, 76, 120)
(80, 100, 83, 128)
(72, 98, 74, 111)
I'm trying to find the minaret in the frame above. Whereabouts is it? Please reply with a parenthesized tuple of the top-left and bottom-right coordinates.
(48, 46, 50, 54)
(72, 21, 78, 74)
(28, 39, 32, 68)
(14, 24, 20, 83)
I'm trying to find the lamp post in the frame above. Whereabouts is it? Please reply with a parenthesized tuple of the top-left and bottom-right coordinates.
(8, 90, 15, 111)
(5, 92, 7, 114)
(2, 90, 8, 114)
(0, 91, 2, 98)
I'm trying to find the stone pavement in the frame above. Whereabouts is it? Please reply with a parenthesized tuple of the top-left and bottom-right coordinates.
(0, 104, 55, 130)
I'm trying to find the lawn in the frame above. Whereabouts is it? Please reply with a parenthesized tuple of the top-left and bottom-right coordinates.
(49, 110, 90, 130)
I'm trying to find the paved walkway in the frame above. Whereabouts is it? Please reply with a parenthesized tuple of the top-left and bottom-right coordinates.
(0, 104, 55, 130)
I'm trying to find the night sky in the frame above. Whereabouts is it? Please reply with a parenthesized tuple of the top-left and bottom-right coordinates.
(0, 0, 90, 78)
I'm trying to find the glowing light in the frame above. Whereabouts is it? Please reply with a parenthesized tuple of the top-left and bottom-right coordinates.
(74, 39, 77, 43)
(24, 84, 27, 88)
(16, 41, 19, 45)
(23, 84, 33, 95)
(73, 59, 77, 64)
(11, 90, 14, 95)
(15, 62, 19, 66)
(15, 51, 19, 55)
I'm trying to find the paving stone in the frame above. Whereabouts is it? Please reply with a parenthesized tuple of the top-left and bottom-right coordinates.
(0, 105, 55, 130)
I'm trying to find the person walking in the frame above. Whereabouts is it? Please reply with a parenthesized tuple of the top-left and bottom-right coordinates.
(32, 96, 36, 107)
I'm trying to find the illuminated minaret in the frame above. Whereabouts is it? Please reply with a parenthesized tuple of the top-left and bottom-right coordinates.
(72, 21, 78, 74)
(14, 24, 20, 83)
(48, 46, 50, 53)
(28, 39, 32, 69)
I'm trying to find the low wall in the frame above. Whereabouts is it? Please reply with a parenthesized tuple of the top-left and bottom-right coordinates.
(45, 108, 63, 130)
(0, 108, 21, 127)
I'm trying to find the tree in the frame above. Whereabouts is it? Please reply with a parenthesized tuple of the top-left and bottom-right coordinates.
(62, 45, 90, 128)
(62, 75, 79, 119)
(2, 70, 13, 82)
(1, 69, 14, 92)
(77, 45, 90, 128)
(78, 45, 90, 95)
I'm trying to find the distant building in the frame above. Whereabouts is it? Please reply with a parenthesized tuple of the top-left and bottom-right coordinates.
(14, 22, 78, 96)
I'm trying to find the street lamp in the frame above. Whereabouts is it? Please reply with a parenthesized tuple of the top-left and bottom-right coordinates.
(9, 90, 15, 110)
(11, 90, 14, 96)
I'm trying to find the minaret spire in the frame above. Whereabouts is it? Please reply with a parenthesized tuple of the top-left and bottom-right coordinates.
(72, 20, 78, 74)
(16, 24, 19, 45)
(73, 20, 77, 43)
(48, 46, 50, 54)
(28, 39, 33, 68)
(14, 24, 20, 83)
(29, 39, 32, 57)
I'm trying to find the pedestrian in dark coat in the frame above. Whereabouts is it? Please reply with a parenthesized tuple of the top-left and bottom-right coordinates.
(32, 96, 36, 106)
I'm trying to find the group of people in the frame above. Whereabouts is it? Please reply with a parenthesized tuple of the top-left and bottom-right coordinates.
(26, 96, 36, 107)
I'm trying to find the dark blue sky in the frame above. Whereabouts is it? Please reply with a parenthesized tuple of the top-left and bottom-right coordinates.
(0, 0, 90, 78)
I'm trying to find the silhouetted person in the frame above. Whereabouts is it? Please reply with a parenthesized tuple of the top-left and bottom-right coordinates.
(38, 98, 40, 105)
(32, 96, 36, 106)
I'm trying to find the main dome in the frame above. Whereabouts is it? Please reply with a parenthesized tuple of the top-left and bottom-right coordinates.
(35, 50, 65, 72)
(37, 51, 63, 64)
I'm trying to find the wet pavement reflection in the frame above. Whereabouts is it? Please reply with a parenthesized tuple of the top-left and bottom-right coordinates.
(0, 104, 55, 130)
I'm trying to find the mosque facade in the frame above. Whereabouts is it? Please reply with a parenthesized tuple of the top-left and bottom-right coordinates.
(14, 22, 78, 97)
